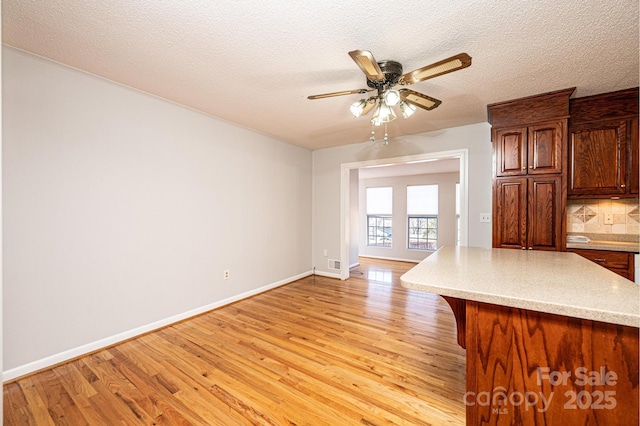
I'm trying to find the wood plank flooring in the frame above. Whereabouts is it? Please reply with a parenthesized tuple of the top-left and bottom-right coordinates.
(4, 258, 466, 425)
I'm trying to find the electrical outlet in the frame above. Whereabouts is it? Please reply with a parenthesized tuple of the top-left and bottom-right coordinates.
(223, 270, 230, 280)
(323, 249, 328, 257)
(604, 213, 614, 225)
(480, 213, 491, 223)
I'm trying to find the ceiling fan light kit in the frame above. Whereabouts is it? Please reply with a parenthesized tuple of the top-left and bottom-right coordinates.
(399, 100, 417, 118)
(308, 50, 472, 144)
(371, 100, 397, 126)
(384, 89, 401, 106)
(350, 99, 368, 117)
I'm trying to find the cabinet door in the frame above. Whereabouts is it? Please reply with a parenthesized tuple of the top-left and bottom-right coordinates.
(527, 121, 564, 174)
(630, 118, 638, 195)
(527, 176, 562, 251)
(568, 120, 627, 196)
(493, 178, 527, 249)
(494, 127, 527, 177)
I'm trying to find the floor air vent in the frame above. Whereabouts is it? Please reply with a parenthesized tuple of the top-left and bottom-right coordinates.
(328, 259, 341, 270)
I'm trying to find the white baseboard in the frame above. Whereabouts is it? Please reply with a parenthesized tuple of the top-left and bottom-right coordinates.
(3, 270, 313, 382)
(349, 262, 360, 268)
(313, 270, 342, 279)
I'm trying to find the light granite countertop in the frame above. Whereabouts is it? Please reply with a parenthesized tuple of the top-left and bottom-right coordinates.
(400, 246, 639, 328)
(566, 233, 639, 253)
(566, 240, 639, 252)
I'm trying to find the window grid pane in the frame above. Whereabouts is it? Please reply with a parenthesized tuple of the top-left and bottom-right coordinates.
(367, 215, 392, 247)
(408, 216, 438, 251)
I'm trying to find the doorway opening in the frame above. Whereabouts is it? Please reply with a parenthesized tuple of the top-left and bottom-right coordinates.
(339, 149, 469, 280)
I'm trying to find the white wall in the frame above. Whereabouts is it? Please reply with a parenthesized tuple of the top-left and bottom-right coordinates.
(359, 172, 459, 262)
(312, 123, 493, 275)
(3, 47, 312, 376)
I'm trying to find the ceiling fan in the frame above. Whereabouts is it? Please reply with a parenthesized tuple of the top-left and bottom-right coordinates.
(308, 50, 472, 143)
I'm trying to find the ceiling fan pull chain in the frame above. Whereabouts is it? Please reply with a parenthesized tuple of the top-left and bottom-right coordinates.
(370, 123, 376, 142)
(383, 124, 389, 145)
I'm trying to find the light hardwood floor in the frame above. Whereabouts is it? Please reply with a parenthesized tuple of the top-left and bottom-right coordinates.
(4, 258, 466, 425)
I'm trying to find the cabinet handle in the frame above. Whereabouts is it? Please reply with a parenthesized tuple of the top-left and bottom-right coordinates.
(528, 166, 533, 169)
(621, 184, 626, 188)
(522, 167, 526, 170)
(593, 258, 607, 262)
(528, 247, 533, 250)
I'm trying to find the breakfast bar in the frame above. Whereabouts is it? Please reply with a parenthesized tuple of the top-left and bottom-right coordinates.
(401, 246, 639, 425)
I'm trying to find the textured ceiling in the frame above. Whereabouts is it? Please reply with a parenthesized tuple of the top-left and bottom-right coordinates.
(3, 0, 638, 150)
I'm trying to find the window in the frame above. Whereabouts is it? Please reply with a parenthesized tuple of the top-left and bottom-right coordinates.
(408, 217, 438, 250)
(366, 187, 392, 247)
(407, 185, 438, 251)
(368, 216, 392, 247)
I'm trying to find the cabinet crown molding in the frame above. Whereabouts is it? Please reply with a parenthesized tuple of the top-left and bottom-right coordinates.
(487, 87, 575, 128)
(569, 87, 639, 125)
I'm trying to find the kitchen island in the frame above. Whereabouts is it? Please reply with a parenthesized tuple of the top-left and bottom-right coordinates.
(401, 246, 639, 425)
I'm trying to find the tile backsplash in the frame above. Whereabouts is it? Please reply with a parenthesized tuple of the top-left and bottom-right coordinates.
(567, 199, 639, 235)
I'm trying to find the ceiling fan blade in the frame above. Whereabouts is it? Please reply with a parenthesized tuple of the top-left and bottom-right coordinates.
(348, 50, 385, 82)
(399, 89, 442, 110)
(307, 89, 371, 100)
(400, 53, 472, 85)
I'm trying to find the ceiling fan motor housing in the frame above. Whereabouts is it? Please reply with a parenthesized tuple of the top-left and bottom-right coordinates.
(367, 60, 403, 88)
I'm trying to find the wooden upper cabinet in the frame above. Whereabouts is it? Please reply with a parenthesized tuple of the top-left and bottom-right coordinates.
(494, 122, 564, 177)
(494, 127, 526, 176)
(528, 121, 564, 174)
(631, 118, 639, 194)
(568, 87, 639, 199)
(569, 120, 627, 196)
(490, 88, 573, 179)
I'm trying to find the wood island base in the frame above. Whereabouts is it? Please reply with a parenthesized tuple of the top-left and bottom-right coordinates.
(445, 297, 639, 425)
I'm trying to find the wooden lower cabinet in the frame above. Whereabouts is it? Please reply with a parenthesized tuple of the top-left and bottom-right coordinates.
(493, 176, 563, 250)
(462, 300, 639, 425)
(568, 248, 635, 281)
